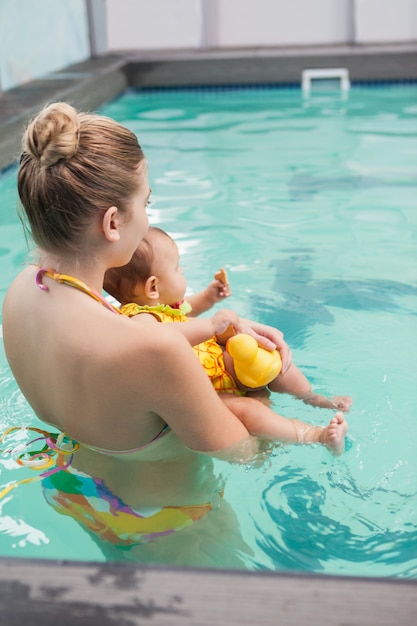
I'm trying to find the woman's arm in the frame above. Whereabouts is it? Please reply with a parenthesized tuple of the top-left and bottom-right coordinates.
(173, 309, 239, 347)
(130, 308, 291, 371)
(139, 325, 253, 453)
(180, 312, 292, 372)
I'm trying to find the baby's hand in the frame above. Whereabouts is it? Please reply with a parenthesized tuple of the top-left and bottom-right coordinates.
(205, 278, 231, 305)
(211, 309, 239, 337)
(186, 268, 231, 317)
(208, 267, 231, 302)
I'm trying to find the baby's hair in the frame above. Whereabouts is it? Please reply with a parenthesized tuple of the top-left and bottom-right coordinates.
(18, 101, 144, 254)
(104, 227, 172, 304)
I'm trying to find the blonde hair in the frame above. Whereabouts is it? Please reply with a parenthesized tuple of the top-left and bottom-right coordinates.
(18, 102, 144, 253)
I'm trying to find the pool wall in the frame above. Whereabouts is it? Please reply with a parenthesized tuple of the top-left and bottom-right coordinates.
(2, 0, 416, 93)
(1, 43, 417, 170)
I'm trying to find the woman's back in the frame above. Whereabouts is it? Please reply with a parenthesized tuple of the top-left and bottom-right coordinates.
(3, 265, 166, 446)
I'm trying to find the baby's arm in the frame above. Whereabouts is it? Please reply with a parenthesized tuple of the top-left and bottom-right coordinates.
(176, 309, 238, 346)
(128, 306, 238, 348)
(187, 268, 231, 317)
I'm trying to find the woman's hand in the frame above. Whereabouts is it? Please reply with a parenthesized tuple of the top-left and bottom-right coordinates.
(237, 318, 292, 373)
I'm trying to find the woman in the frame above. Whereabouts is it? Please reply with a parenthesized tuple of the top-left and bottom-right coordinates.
(2, 102, 317, 565)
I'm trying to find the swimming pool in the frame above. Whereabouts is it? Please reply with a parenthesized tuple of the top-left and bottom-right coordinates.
(1, 84, 416, 576)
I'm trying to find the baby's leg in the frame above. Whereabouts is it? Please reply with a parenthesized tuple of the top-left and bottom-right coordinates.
(220, 394, 348, 455)
(268, 363, 352, 412)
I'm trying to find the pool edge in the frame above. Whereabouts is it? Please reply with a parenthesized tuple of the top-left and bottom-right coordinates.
(1, 43, 417, 171)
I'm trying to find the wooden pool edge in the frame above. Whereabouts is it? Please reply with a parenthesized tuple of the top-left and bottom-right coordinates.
(0, 556, 416, 625)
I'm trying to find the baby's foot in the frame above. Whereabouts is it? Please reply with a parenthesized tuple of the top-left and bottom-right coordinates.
(320, 412, 348, 456)
(301, 393, 352, 412)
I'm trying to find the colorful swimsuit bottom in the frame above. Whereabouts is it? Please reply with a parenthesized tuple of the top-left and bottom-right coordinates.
(121, 302, 239, 394)
(0, 426, 223, 548)
(43, 463, 221, 548)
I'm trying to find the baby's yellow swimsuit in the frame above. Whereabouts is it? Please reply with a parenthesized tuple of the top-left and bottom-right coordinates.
(121, 302, 239, 394)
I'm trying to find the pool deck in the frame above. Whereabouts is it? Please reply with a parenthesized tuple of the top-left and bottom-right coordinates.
(1, 44, 417, 624)
(0, 557, 416, 625)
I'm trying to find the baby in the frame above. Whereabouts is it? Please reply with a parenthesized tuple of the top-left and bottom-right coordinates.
(104, 227, 350, 454)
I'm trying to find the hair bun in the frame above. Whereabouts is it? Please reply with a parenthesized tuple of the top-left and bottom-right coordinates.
(23, 102, 80, 167)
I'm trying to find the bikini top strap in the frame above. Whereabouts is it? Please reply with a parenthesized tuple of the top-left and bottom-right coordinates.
(36, 268, 121, 314)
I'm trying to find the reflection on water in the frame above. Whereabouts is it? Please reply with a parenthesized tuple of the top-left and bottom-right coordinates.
(254, 253, 417, 348)
(288, 171, 417, 202)
(256, 465, 417, 577)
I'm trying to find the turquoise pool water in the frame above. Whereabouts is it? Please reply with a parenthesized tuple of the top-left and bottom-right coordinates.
(1, 85, 416, 576)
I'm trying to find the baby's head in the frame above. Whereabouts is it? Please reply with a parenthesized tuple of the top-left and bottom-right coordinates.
(104, 226, 187, 307)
